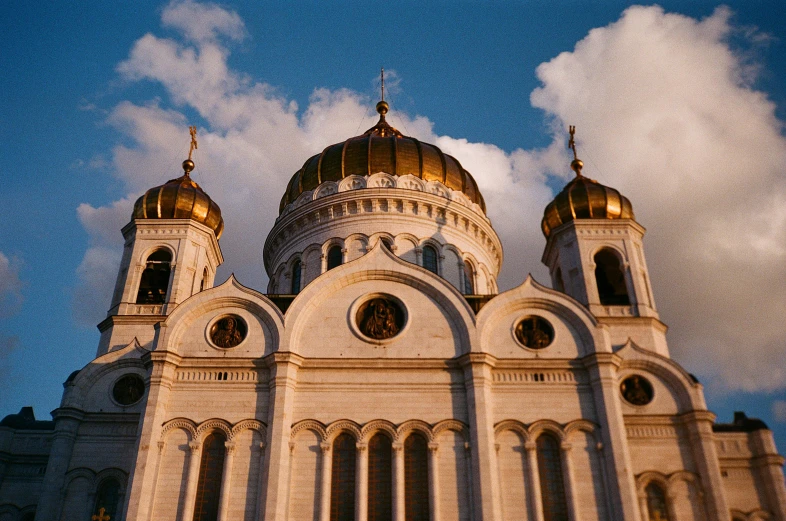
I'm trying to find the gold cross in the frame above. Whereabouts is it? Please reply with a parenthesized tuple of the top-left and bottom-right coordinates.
(92, 507, 110, 521)
(568, 125, 577, 160)
(188, 126, 198, 160)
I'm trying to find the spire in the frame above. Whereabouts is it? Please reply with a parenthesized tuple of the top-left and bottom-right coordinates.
(183, 125, 198, 175)
(364, 68, 403, 138)
(568, 125, 584, 177)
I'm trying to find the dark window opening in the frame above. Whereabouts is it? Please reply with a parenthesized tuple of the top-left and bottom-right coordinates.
(422, 246, 438, 274)
(136, 249, 172, 304)
(291, 260, 302, 294)
(404, 433, 430, 521)
(594, 249, 630, 305)
(645, 482, 670, 521)
(368, 433, 392, 521)
(381, 238, 393, 251)
(92, 478, 121, 521)
(193, 432, 226, 521)
(200, 267, 208, 292)
(463, 261, 475, 294)
(330, 433, 357, 521)
(537, 433, 568, 521)
(554, 267, 565, 293)
(327, 246, 343, 271)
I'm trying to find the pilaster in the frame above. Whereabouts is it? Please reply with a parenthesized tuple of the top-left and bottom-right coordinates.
(681, 411, 730, 521)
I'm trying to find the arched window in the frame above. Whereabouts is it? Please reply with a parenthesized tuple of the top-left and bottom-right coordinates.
(404, 433, 429, 521)
(200, 267, 208, 292)
(368, 433, 392, 521)
(327, 245, 343, 271)
(536, 433, 568, 521)
(193, 432, 227, 521)
(136, 249, 172, 304)
(291, 260, 302, 294)
(594, 249, 630, 305)
(554, 267, 565, 293)
(422, 246, 438, 274)
(330, 433, 357, 521)
(92, 478, 121, 521)
(645, 482, 670, 521)
(463, 260, 475, 294)
(381, 238, 393, 251)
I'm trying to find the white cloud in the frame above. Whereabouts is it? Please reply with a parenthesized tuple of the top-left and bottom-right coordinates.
(76, 3, 786, 392)
(774, 400, 786, 423)
(0, 252, 23, 318)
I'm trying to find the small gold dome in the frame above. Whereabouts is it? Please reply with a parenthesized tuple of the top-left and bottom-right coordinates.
(279, 101, 486, 214)
(541, 173, 635, 238)
(132, 164, 224, 238)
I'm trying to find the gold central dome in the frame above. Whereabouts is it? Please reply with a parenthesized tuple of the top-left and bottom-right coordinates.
(133, 160, 224, 238)
(279, 100, 486, 214)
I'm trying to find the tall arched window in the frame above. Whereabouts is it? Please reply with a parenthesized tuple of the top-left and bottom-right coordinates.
(368, 433, 392, 521)
(291, 260, 302, 294)
(536, 433, 568, 521)
(136, 249, 172, 304)
(327, 245, 343, 271)
(193, 432, 227, 521)
(645, 482, 670, 521)
(330, 433, 357, 521)
(594, 249, 630, 305)
(404, 433, 429, 521)
(199, 267, 208, 292)
(463, 260, 475, 294)
(92, 478, 121, 521)
(422, 246, 438, 274)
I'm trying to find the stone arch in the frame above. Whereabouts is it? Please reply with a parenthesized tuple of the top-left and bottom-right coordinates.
(325, 419, 362, 442)
(290, 419, 327, 442)
(161, 418, 198, 440)
(397, 419, 434, 442)
(195, 418, 233, 441)
(617, 356, 699, 413)
(527, 419, 566, 441)
(231, 419, 266, 440)
(433, 419, 469, 441)
(494, 420, 530, 442)
(63, 467, 97, 489)
(360, 419, 398, 443)
(564, 419, 599, 440)
(591, 246, 631, 306)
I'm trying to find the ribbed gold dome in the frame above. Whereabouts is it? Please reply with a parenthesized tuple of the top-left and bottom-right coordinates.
(279, 102, 486, 214)
(133, 160, 224, 238)
(541, 169, 635, 238)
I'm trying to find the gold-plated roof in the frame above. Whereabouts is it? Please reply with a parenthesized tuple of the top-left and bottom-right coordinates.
(279, 101, 486, 214)
(132, 159, 224, 238)
(541, 128, 634, 237)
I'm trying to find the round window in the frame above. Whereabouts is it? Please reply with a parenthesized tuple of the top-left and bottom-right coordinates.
(620, 375, 654, 406)
(514, 316, 554, 349)
(355, 296, 405, 341)
(209, 314, 248, 348)
(112, 374, 145, 406)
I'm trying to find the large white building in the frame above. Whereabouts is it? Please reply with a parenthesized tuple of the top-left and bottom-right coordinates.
(1, 99, 785, 521)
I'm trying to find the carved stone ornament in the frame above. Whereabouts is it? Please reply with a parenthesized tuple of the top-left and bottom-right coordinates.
(514, 316, 554, 349)
(112, 374, 145, 406)
(210, 314, 247, 348)
(355, 296, 405, 340)
(620, 375, 654, 406)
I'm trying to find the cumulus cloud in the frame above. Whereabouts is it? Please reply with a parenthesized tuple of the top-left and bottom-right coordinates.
(0, 252, 23, 317)
(774, 400, 786, 423)
(75, 3, 786, 392)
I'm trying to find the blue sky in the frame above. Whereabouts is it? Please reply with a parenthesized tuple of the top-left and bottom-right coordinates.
(2, 0, 786, 452)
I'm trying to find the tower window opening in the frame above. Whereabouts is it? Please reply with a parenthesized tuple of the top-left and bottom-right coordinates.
(368, 433, 392, 521)
(92, 478, 121, 521)
(404, 432, 430, 521)
(463, 260, 475, 294)
(200, 267, 208, 292)
(594, 249, 630, 305)
(193, 432, 227, 521)
(645, 482, 671, 521)
(330, 433, 357, 521)
(136, 249, 172, 304)
(381, 238, 393, 251)
(327, 245, 343, 271)
(422, 245, 438, 274)
(536, 433, 568, 521)
(291, 260, 302, 294)
(554, 267, 565, 293)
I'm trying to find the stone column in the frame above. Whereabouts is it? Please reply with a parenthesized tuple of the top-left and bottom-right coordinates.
(392, 442, 405, 521)
(560, 442, 580, 521)
(320, 442, 333, 521)
(356, 442, 369, 521)
(750, 428, 786, 521)
(180, 440, 203, 521)
(255, 442, 267, 521)
(35, 408, 84, 521)
(681, 411, 730, 521)
(525, 441, 545, 521)
(459, 353, 502, 521)
(260, 352, 303, 521)
(638, 493, 649, 521)
(428, 442, 441, 521)
(217, 441, 237, 521)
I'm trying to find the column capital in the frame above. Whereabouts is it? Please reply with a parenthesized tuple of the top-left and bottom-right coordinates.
(524, 441, 537, 452)
(320, 442, 332, 454)
(560, 442, 573, 452)
(188, 441, 202, 453)
(356, 442, 368, 452)
(157, 441, 166, 453)
(224, 441, 237, 455)
(392, 442, 404, 452)
(258, 441, 267, 451)
(427, 442, 439, 453)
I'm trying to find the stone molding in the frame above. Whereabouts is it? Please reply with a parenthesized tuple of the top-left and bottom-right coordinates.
(290, 418, 470, 444)
(494, 418, 600, 444)
(160, 417, 267, 443)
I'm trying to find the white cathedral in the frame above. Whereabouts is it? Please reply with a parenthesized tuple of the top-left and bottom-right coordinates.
(1, 99, 785, 521)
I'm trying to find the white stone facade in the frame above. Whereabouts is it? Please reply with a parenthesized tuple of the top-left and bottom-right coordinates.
(2, 144, 785, 521)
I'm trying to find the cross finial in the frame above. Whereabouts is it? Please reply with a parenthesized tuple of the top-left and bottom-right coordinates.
(188, 126, 198, 160)
(380, 67, 385, 102)
(568, 125, 577, 160)
(92, 507, 111, 521)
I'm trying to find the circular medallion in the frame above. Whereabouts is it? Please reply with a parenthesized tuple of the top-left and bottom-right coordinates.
(514, 316, 554, 349)
(209, 314, 247, 348)
(112, 374, 145, 406)
(355, 296, 405, 341)
(620, 375, 654, 406)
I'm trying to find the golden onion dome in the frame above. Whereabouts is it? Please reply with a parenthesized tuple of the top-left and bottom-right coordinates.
(541, 157, 635, 238)
(279, 100, 486, 214)
(132, 159, 224, 238)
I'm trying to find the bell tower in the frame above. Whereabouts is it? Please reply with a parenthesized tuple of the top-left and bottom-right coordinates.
(97, 128, 224, 355)
(541, 127, 665, 354)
